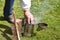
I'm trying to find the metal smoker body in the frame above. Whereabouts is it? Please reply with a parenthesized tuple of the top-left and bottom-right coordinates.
(22, 18, 34, 37)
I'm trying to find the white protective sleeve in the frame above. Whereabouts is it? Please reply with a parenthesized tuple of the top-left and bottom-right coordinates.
(20, 0, 31, 10)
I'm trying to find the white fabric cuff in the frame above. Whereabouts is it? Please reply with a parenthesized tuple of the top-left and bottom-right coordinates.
(20, 0, 31, 10)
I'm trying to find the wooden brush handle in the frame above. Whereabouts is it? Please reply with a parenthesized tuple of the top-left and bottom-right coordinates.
(12, 11, 20, 40)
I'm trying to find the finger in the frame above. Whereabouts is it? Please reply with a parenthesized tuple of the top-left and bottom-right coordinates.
(28, 18, 30, 24)
(30, 17, 34, 24)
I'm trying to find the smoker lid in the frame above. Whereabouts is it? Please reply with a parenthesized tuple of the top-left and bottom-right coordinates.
(38, 23, 48, 27)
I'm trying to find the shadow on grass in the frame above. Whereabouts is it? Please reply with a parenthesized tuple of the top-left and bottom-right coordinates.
(0, 16, 5, 21)
(0, 24, 12, 40)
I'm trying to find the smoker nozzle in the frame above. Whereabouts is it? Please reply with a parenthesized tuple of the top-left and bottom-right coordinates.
(37, 23, 48, 31)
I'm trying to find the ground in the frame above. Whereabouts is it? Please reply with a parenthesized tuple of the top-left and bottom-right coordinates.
(0, 0, 60, 40)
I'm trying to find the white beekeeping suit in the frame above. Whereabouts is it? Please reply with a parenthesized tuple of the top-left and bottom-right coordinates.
(20, 0, 31, 10)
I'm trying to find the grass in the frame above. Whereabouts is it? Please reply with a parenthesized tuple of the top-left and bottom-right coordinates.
(0, 0, 60, 40)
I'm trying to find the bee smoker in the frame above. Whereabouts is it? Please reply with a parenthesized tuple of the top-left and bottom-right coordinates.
(22, 18, 34, 37)
(21, 19, 48, 36)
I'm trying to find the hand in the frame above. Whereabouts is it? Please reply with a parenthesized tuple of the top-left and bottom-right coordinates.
(24, 10, 34, 24)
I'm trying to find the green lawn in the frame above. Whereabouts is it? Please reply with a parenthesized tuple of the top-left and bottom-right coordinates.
(0, 0, 60, 40)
